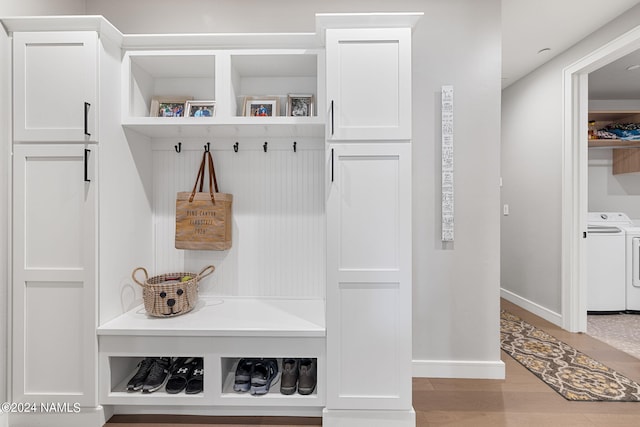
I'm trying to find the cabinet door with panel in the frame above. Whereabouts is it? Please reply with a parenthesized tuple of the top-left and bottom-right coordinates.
(326, 28, 411, 141)
(12, 144, 97, 406)
(13, 31, 98, 142)
(326, 143, 412, 410)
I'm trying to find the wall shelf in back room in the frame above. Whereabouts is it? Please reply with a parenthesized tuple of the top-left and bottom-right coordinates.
(588, 109, 640, 174)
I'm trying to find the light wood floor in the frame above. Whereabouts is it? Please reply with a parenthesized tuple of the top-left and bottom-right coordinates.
(105, 299, 640, 426)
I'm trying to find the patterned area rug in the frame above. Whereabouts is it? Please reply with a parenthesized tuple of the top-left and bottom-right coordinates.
(501, 310, 640, 401)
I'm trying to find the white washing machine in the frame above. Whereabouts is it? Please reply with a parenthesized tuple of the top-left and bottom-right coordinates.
(587, 212, 627, 312)
(624, 221, 640, 312)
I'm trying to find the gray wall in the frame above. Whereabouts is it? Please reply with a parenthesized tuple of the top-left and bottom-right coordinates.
(2, 0, 503, 378)
(588, 150, 640, 219)
(502, 4, 640, 318)
(0, 22, 9, 408)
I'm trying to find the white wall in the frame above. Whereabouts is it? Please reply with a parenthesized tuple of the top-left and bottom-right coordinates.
(0, 0, 85, 16)
(2, 0, 503, 378)
(502, 4, 640, 317)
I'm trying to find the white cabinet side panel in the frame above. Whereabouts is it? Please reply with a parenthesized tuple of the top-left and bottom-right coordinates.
(337, 154, 399, 270)
(338, 284, 400, 397)
(25, 282, 84, 394)
(338, 41, 399, 129)
(24, 155, 83, 269)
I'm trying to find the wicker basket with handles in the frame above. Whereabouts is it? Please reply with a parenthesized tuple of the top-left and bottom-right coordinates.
(132, 265, 215, 317)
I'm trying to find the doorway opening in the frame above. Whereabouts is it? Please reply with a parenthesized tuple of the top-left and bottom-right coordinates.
(563, 25, 640, 333)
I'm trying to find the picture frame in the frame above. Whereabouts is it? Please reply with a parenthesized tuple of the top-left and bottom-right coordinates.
(150, 97, 192, 117)
(287, 94, 314, 117)
(243, 96, 280, 117)
(185, 100, 216, 118)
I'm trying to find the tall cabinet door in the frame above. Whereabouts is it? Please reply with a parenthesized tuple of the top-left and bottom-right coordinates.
(326, 142, 412, 410)
(13, 32, 98, 142)
(13, 144, 97, 406)
(326, 28, 411, 141)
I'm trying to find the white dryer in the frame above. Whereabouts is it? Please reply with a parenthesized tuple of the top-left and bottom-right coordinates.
(587, 212, 627, 312)
(624, 221, 640, 312)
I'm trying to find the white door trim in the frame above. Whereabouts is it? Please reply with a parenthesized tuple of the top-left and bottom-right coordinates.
(562, 24, 640, 332)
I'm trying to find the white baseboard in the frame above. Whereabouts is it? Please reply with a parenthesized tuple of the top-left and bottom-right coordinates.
(323, 408, 415, 427)
(412, 359, 505, 379)
(7, 406, 107, 427)
(500, 288, 563, 326)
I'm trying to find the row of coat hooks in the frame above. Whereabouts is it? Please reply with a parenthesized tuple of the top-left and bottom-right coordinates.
(174, 141, 298, 153)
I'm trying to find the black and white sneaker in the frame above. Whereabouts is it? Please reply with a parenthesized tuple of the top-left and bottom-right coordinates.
(234, 358, 256, 392)
(250, 358, 279, 395)
(142, 357, 171, 393)
(126, 357, 155, 391)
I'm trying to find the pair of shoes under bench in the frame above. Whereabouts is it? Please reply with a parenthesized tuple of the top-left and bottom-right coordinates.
(233, 358, 280, 395)
(280, 358, 317, 395)
(165, 357, 205, 394)
(126, 357, 171, 393)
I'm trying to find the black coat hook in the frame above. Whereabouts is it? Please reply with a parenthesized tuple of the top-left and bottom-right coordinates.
(204, 142, 210, 152)
(233, 142, 239, 153)
(263, 141, 268, 152)
(293, 141, 297, 152)
(175, 142, 182, 153)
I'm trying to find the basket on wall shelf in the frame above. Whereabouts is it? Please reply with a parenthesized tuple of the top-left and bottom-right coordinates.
(131, 265, 215, 317)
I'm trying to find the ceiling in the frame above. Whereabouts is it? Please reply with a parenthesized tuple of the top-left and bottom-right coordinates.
(589, 49, 640, 99)
(502, 0, 640, 90)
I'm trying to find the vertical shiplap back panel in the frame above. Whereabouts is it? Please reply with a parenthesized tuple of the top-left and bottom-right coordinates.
(152, 139, 325, 298)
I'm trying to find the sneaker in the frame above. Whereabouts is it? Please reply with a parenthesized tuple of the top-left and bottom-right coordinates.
(142, 357, 171, 393)
(234, 358, 256, 392)
(280, 358, 299, 395)
(297, 358, 317, 395)
(126, 357, 155, 391)
(250, 358, 279, 395)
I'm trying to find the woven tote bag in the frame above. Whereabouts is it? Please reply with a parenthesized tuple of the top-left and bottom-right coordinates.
(175, 150, 232, 250)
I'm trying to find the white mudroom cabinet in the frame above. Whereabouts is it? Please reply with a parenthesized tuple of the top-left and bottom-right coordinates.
(325, 27, 412, 141)
(2, 13, 420, 427)
(12, 144, 97, 406)
(319, 14, 418, 426)
(13, 31, 98, 142)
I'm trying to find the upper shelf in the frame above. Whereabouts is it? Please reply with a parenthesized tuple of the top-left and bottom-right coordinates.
(122, 117, 325, 138)
(588, 139, 640, 148)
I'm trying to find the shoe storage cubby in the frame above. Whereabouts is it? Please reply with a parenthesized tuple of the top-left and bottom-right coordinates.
(220, 358, 320, 405)
(102, 355, 208, 405)
(98, 297, 325, 413)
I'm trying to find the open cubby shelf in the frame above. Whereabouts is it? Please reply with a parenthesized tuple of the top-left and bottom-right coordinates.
(122, 49, 325, 138)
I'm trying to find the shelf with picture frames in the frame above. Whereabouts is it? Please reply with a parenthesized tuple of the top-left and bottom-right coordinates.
(121, 48, 326, 138)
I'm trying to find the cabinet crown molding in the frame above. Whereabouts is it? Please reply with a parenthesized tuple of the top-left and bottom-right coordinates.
(1, 15, 122, 44)
(2, 12, 423, 50)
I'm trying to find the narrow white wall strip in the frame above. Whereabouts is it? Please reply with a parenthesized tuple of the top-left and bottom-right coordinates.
(442, 85, 454, 241)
